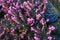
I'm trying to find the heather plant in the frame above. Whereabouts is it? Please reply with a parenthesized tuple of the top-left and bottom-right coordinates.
(0, 0, 57, 40)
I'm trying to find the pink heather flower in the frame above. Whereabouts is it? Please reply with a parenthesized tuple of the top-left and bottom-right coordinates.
(13, 2, 15, 6)
(4, 28, 6, 30)
(46, 19, 49, 22)
(6, 37, 9, 40)
(34, 29, 38, 33)
(27, 1, 33, 7)
(8, 18, 11, 20)
(31, 27, 35, 31)
(40, 18, 46, 25)
(15, 5, 20, 9)
(35, 9, 39, 12)
(7, 1, 10, 3)
(23, 1, 31, 10)
(23, 1, 28, 6)
(34, 36, 40, 40)
(0, 31, 5, 37)
(11, 29, 15, 33)
(20, 4, 24, 8)
(2, 5, 5, 8)
(12, 7, 16, 10)
(4, 14, 9, 18)
(34, 34, 37, 36)
(0, 0, 3, 2)
(36, 14, 41, 20)
(27, 18, 34, 24)
(43, 0, 48, 4)
(8, 10, 12, 14)
(15, 2, 20, 9)
(28, 36, 31, 40)
(18, 10, 20, 12)
(25, 11, 30, 16)
(35, 1, 40, 4)
(48, 36, 52, 40)
(34, 34, 40, 40)
(49, 26, 55, 31)
(1, 31, 5, 35)
(11, 16, 16, 20)
(17, 0, 20, 2)
(40, 11, 45, 14)
(35, 2, 38, 5)
(11, 0, 14, 2)
(9, 6, 12, 10)
(20, 35, 24, 39)
(11, 16, 19, 24)
(27, 1, 30, 3)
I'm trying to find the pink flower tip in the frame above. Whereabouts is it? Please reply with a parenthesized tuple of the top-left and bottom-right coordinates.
(48, 36, 52, 40)
(49, 25, 55, 31)
(46, 19, 49, 22)
(40, 11, 45, 14)
(20, 5, 24, 8)
(34, 36, 40, 40)
(36, 14, 41, 20)
(31, 27, 35, 31)
(27, 18, 34, 24)
(23, 1, 28, 6)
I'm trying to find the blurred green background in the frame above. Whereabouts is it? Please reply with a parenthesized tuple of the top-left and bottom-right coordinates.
(50, 0, 60, 12)
(50, 0, 60, 40)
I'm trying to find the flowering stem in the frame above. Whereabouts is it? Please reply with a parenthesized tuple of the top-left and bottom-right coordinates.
(47, 30, 51, 35)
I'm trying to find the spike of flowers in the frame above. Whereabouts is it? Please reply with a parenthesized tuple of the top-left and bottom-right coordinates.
(0, 0, 56, 40)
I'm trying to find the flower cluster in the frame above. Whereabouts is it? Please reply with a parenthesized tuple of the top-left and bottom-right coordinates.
(0, 0, 56, 40)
